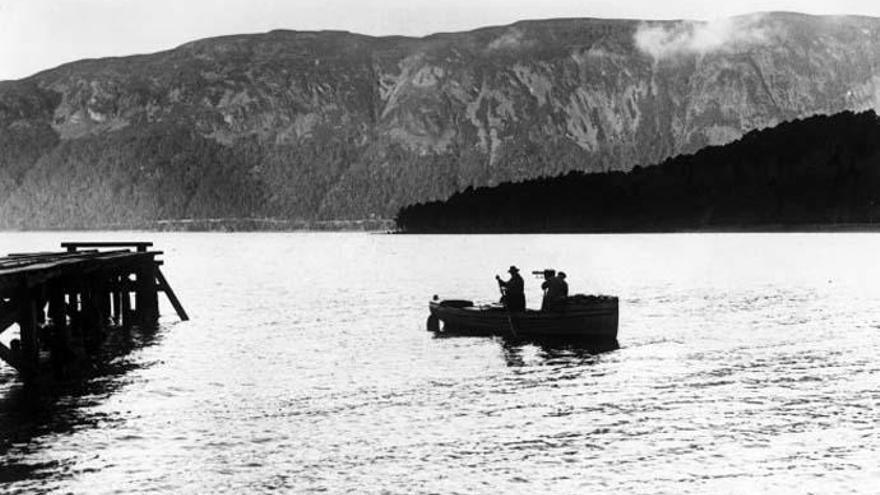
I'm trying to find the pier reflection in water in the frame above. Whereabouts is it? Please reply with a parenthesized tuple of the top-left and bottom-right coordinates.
(0, 323, 164, 485)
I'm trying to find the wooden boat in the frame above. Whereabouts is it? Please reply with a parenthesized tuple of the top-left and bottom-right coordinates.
(427, 295, 619, 339)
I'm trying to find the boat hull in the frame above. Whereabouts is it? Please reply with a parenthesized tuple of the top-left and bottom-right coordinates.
(428, 298, 618, 339)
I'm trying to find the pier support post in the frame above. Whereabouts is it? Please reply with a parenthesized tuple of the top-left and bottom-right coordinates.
(67, 286, 84, 349)
(156, 268, 189, 321)
(96, 275, 111, 327)
(81, 278, 107, 351)
(135, 261, 159, 324)
(48, 284, 72, 373)
(18, 288, 41, 378)
(121, 278, 132, 329)
(111, 275, 123, 326)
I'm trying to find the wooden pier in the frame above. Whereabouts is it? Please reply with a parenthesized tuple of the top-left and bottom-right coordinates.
(0, 241, 187, 378)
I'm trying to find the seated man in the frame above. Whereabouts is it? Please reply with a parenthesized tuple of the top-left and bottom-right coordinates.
(496, 265, 526, 312)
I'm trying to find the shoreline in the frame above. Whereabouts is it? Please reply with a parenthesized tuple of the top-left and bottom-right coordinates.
(391, 223, 880, 234)
(0, 218, 396, 233)
(5, 223, 880, 234)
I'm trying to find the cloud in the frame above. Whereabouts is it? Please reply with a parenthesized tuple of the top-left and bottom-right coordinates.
(634, 16, 772, 60)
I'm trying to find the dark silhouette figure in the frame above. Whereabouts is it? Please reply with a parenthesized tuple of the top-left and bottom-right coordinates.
(496, 265, 526, 312)
(541, 269, 566, 312)
(557, 271, 569, 298)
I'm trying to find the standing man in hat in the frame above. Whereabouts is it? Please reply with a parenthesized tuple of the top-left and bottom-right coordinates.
(496, 266, 526, 312)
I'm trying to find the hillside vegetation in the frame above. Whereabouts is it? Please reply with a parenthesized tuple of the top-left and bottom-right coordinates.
(396, 111, 880, 232)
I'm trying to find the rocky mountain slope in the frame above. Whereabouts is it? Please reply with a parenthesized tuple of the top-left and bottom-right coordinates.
(3, 12, 880, 228)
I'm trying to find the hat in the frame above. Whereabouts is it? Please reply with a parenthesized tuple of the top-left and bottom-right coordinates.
(543, 269, 556, 277)
(558, 271, 566, 278)
(508, 265, 519, 273)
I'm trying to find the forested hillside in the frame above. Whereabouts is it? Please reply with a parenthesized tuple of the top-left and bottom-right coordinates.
(396, 111, 880, 232)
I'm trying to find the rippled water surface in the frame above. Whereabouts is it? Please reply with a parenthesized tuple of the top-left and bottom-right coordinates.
(2, 232, 880, 493)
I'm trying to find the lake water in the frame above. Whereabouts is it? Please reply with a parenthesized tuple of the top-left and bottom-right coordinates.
(1, 232, 880, 493)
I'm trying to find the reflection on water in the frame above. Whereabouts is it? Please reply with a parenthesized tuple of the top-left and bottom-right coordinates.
(1, 232, 880, 493)
(0, 324, 163, 485)
(434, 334, 619, 368)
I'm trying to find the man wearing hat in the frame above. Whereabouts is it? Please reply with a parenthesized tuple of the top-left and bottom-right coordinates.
(495, 266, 526, 312)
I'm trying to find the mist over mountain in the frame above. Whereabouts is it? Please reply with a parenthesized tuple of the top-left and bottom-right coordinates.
(3, 12, 880, 228)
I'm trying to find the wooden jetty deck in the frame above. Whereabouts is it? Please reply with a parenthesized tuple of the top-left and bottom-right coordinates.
(0, 241, 187, 378)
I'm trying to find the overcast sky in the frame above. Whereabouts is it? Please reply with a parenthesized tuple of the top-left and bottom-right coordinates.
(2, 0, 880, 81)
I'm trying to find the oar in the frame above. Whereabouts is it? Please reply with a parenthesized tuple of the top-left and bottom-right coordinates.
(497, 283, 519, 337)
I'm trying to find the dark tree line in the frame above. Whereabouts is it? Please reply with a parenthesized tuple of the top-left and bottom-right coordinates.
(396, 111, 880, 233)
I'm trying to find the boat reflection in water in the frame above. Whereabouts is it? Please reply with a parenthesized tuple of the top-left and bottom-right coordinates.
(498, 335, 619, 367)
(432, 331, 619, 367)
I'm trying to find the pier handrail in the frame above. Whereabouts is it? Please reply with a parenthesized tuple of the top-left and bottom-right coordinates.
(62, 241, 154, 252)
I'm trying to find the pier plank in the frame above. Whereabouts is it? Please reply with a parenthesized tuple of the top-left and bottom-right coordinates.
(0, 251, 161, 294)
